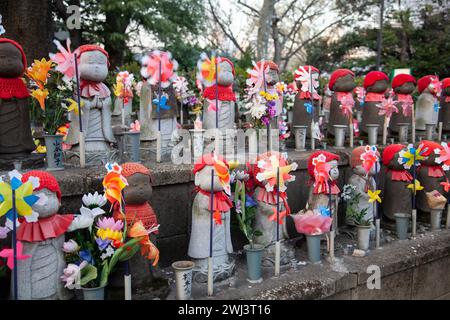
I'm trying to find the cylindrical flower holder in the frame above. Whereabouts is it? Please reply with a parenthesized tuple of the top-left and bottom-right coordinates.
(44, 134, 64, 171)
(189, 129, 205, 162)
(397, 123, 409, 144)
(357, 226, 371, 251)
(244, 244, 264, 283)
(288, 110, 293, 124)
(306, 234, 322, 264)
(430, 209, 442, 231)
(333, 125, 347, 149)
(172, 261, 195, 300)
(366, 124, 379, 146)
(394, 213, 410, 240)
(425, 124, 435, 141)
(123, 132, 141, 162)
(293, 125, 307, 151)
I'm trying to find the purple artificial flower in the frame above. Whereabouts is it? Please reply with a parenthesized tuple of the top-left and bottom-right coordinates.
(261, 116, 270, 126)
(96, 237, 111, 250)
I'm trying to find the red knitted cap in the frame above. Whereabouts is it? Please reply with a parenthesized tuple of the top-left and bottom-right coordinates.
(218, 57, 235, 76)
(419, 140, 443, 157)
(351, 146, 380, 168)
(256, 60, 279, 72)
(121, 162, 151, 177)
(193, 153, 229, 175)
(22, 170, 61, 200)
(0, 38, 27, 72)
(363, 71, 389, 89)
(382, 144, 405, 166)
(77, 44, 110, 66)
(392, 74, 416, 89)
(441, 78, 450, 89)
(328, 69, 354, 90)
(418, 75, 439, 93)
(307, 151, 340, 177)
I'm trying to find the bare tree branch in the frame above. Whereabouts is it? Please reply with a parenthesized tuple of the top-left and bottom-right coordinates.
(237, 0, 260, 17)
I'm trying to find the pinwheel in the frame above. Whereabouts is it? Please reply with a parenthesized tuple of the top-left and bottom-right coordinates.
(312, 154, 332, 194)
(355, 86, 366, 106)
(0, 241, 31, 270)
(102, 163, 128, 213)
(140, 50, 178, 88)
(368, 189, 382, 203)
(246, 60, 270, 95)
(339, 94, 354, 118)
(294, 66, 319, 94)
(377, 97, 399, 119)
(113, 71, 134, 104)
(360, 145, 379, 173)
(196, 53, 220, 87)
(440, 180, 450, 193)
(255, 153, 297, 193)
(435, 142, 450, 171)
(152, 95, 171, 112)
(398, 143, 426, 170)
(213, 155, 231, 196)
(407, 179, 424, 195)
(49, 39, 76, 83)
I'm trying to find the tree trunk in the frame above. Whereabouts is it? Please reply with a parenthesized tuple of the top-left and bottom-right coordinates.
(256, 0, 276, 61)
(1, 0, 53, 64)
(272, 16, 281, 67)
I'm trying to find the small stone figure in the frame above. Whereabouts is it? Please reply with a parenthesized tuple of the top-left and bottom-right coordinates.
(346, 146, 380, 226)
(16, 171, 74, 300)
(415, 141, 446, 215)
(65, 45, 117, 164)
(361, 71, 389, 135)
(327, 69, 356, 135)
(439, 78, 450, 133)
(292, 65, 321, 135)
(381, 144, 413, 221)
(188, 154, 234, 282)
(390, 74, 416, 134)
(113, 162, 159, 285)
(0, 38, 35, 158)
(415, 75, 440, 131)
(252, 152, 297, 266)
(201, 57, 236, 130)
(306, 151, 340, 228)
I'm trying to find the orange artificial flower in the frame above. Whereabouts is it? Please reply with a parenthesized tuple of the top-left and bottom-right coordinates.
(31, 88, 49, 111)
(128, 221, 160, 266)
(27, 58, 54, 88)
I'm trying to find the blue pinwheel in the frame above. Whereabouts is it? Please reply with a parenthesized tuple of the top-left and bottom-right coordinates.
(304, 102, 313, 114)
(318, 205, 331, 217)
(152, 95, 171, 113)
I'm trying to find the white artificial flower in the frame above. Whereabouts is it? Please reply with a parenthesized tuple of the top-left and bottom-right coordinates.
(100, 246, 115, 260)
(80, 206, 105, 219)
(68, 212, 94, 232)
(61, 261, 87, 290)
(24, 211, 39, 223)
(82, 192, 107, 208)
(62, 239, 79, 253)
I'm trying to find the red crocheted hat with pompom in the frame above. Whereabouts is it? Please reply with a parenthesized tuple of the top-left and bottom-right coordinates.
(121, 162, 153, 184)
(392, 74, 416, 89)
(419, 140, 443, 157)
(219, 57, 235, 76)
(22, 170, 61, 201)
(77, 44, 110, 66)
(328, 69, 354, 90)
(351, 146, 380, 168)
(307, 151, 340, 178)
(417, 75, 439, 93)
(363, 71, 389, 89)
(256, 60, 279, 72)
(0, 38, 27, 72)
(441, 78, 450, 89)
(382, 144, 405, 166)
(193, 153, 229, 175)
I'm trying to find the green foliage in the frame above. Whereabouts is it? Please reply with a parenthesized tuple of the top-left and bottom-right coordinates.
(79, 264, 98, 287)
(234, 181, 261, 247)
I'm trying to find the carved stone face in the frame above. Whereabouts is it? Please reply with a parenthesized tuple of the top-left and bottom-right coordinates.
(333, 74, 356, 92)
(32, 189, 60, 218)
(329, 160, 339, 180)
(266, 68, 279, 86)
(218, 61, 234, 86)
(0, 43, 24, 78)
(123, 173, 152, 204)
(195, 165, 224, 192)
(367, 79, 389, 93)
(79, 50, 108, 82)
(394, 82, 415, 94)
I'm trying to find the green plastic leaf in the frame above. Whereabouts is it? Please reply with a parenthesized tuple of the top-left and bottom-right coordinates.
(80, 264, 98, 286)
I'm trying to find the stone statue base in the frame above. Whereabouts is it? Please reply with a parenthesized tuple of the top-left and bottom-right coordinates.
(0, 153, 45, 171)
(191, 255, 235, 283)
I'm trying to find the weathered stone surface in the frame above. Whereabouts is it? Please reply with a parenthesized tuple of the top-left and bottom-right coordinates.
(412, 255, 450, 299)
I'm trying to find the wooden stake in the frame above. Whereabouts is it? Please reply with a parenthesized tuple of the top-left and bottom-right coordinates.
(412, 209, 417, 237)
(438, 122, 443, 141)
(349, 115, 354, 148)
(208, 168, 214, 296)
(275, 168, 280, 276)
(411, 103, 416, 143)
(382, 115, 388, 146)
(156, 131, 162, 163)
(124, 261, 131, 300)
(74, 53, 85, 168)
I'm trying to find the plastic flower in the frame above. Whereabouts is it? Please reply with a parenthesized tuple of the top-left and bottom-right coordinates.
(0, 15, 5, 35)
(97, 217, 124, 231)
(368, 189, 382, 203)
(113, 71, 134, 103)
(31, 88, 49, 111)
(339, 94, 354, 118)
(407, 179, 424, 194)
(79, 249, 94, 264)
(360, 145, 379, 173)
(434, 142, 450, 171)
(97, 227, 123, 242)
(34, 139, 46, 154)
(128, 221, 159, 266)
(377, 97, 399, 119)
(64, 98, 84, 115)
(26, 58, 54, 87)
(197, 53, 219, 87)
(95, 237, 111, 251)
(68, 211, 95, 232)
(82, 191, 107, 209)
(61, 261, 87, 290)
(62, 240, 79, 253)
(130, 120, 141, 133)
(398, 144, 426, 169)
(100, 246, 115, 260)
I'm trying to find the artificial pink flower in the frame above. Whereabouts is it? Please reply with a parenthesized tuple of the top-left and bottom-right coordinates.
(96, 217, 124, 231)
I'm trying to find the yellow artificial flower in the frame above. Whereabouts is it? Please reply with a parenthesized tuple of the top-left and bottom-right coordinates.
(368, 189, 382, 203)
(27, 58, 54, 87)
(228, 160, 239, 170)
(31, 88, 49, 111)
(34, 139, 47, 154)
(407, 179, 424, 194)
(65, 98, 84, 115)
(96, 228, 123, 242)
(259, 91, 266, 97)
(113, 81, 124, 98)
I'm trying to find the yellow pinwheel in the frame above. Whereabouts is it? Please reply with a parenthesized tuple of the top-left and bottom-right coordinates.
(407, 179, 424, 194)
(102, 163, 128, 211)
(0, 179, 39, 218)
(65, 98, 84, 115)
(368, 189, 382, 203)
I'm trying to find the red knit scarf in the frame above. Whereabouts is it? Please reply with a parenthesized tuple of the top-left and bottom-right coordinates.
(365, 92, 386, 102)
(17, 214, 74, 242)
(418, 165, 445, 178)
(387, 169, 413, 182)
(113, 202, 159, 232)
(0, 78, 30, 99)
(203, 85, 236, 102)
(197, 188, 233, 225)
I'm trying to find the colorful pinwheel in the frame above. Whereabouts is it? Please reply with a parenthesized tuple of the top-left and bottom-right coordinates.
(434, 142, 450, 171)
(246, 60, 270, 95)
(152, 95, 171, 112)
(0, 241, 31, 270)
(377, 97, 399, 119)
(294, 66, 319, 93)
(49, 39, 76, 83)
(113, 71, 134, 104)
(312, 153, 332, 194)
(339, 94, 354, 118)
(360, 145, 379, 173)
(102, 163, 128, 213)
(140, 50, 178, 88)
(398, 144, 427, 169)
(255, 153, 297, 193)
(213, 154, 231, 195)
(196, 53, 221, 87)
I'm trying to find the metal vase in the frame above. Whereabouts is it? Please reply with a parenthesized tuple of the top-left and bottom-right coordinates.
(288, 110, 293, 124)
(82, 285, 106, 300)
(397, 124, 409, 144)
(189, 129, 205, 162)
(394, 213, 410, 240)
(425, 124, 435, 141)
(430, 209, 442, 231)
(357, 226, 371, 251)
(333, 125, 346, 149)
(306, 234, 322, 264)
(123, 132, 141, 162)
(366, 124, 379, 146)
(293, 125, 307, 151)
(244, 244, 264, 283)
(172, 261, 195, 300)
(43, 134, 64, 171)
